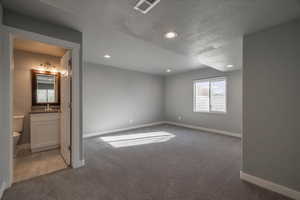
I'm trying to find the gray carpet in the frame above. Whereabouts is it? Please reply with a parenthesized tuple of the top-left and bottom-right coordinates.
(3, 125, 291, 200)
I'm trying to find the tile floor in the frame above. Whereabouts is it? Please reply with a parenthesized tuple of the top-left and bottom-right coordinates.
(13, 148, 68, 183)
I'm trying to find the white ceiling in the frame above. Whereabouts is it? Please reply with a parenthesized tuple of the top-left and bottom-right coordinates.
(14, 38, 67, 57)
(3, 0, 300, 74)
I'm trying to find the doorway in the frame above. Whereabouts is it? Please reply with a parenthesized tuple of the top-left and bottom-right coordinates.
(1, 25, 83, 188)
(12, 38, 72, 183)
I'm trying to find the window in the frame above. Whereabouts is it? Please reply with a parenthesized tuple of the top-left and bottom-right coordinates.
(36, 74, 56, 103)
(37, 89, 55, 103)
(194, 77, 227, 113)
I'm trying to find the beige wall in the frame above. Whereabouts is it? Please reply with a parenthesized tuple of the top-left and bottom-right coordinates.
(13, 50, 61, 144)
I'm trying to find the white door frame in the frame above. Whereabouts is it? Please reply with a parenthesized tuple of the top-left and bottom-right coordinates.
(2, 25, 84, 187)
(60, 50, 72, 165)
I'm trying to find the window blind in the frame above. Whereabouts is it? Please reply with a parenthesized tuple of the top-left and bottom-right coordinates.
(194, 77, 226, 113)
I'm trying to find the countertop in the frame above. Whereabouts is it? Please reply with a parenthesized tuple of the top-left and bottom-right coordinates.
(29, 110, 61, 114)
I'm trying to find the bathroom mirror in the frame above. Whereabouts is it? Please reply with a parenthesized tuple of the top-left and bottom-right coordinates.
(31, 70, 61, 106)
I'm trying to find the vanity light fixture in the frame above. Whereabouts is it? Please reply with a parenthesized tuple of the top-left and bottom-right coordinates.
(33, 62, 58, 73)
(61, 70, 68, 77)
(166, 69, 172, 73)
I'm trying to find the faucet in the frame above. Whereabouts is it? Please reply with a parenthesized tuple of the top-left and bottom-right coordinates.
(45, 104, 51, 112)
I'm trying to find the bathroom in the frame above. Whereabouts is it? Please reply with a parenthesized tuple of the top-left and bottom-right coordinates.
(12, 37, 72, 183)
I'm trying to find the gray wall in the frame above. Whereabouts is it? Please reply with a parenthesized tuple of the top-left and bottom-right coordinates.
(13, 50, 61, 144)
(0, 2, 11, 189)
(0, 3, 2, 24)
(3, 9, 82, 44)
(3, 9, 84, 160)
(84, 63, 165, 135)
(0, 38, 11, 189)
(165, 68, 242, 134)
(243, 19, 300, 190)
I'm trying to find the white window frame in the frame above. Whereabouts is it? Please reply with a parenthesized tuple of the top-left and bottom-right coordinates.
(193, 77, 227, 114)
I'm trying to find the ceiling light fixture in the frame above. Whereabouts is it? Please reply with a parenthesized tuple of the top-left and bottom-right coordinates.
(104, 54, 111, 59)
(166, 69, 172, 73)
(164, 32, 178, 39)
(212, 44, 220, 49)
(227, 64, 234, 68)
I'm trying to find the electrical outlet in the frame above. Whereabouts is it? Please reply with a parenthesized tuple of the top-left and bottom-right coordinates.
(178, 116, 182, 121)
(129, 119, 134, 124)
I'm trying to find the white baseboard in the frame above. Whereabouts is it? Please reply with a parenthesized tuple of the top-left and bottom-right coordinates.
(0, 181, 7, 199)
(84, 121, 165, 138)
(164, 121, 241, 138)
(240, 171, 300, 200)
(84, 121, 241, 139)
(72, 159, 85, 168)
(31, 144, 60, 153)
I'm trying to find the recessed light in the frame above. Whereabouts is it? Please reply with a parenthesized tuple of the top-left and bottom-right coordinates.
(166, 69, 172, 73)
(104, 54, 111, 59)
(164, 32, 178, 39)
(212, 44, 220, 49)
(227, 64, 234, 68)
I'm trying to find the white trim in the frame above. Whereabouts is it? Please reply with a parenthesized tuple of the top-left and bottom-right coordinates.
(164, 121, 241, 138)
(84, 122, 165, 139)
(31, 144, 60, 153)
(72, 159, 85, 168)
(84, 121, 241, 139)
(4, 31, 14, 188)
(0, 181, 7, 199)
(240, 171, 300, 200)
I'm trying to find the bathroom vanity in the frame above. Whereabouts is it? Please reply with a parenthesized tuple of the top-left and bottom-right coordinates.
(30, 112, 61, 152)
(30, 69, 62, 152)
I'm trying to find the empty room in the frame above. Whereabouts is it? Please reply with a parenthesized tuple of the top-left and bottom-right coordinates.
(0, 1, 300, 200)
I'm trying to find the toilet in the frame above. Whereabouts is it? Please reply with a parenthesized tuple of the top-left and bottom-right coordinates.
(13, 115, 24, 157)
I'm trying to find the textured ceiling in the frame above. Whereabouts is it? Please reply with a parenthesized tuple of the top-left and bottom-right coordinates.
(3, 0, 300, 74)
(14, 38, 67, 57)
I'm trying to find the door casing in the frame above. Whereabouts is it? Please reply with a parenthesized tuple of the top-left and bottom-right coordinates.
(1, 25, 84, 188)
